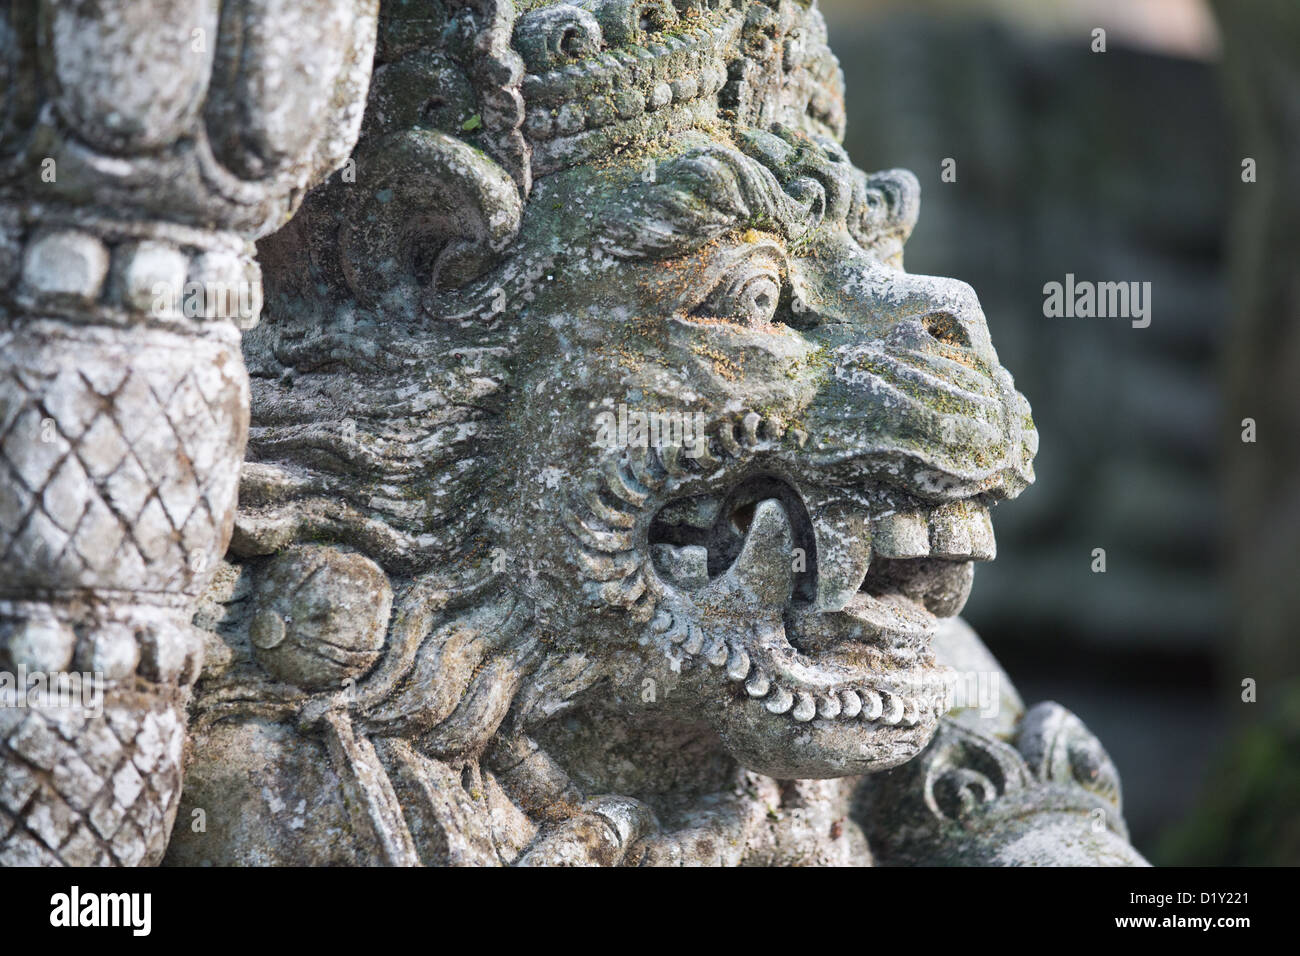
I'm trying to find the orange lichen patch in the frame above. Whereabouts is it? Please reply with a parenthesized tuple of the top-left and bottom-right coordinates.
(685, 314, 747, 330)
(623, 316, 663, 340)
(739, 227, 784, 248)
(604, 315, 671, 371)
(613, 347, 644, 372)
(634, 253, 703, 298)
(939, 347, 981, 371)
(593, 319, 649, 372)
(630, 227, 790, 297)
(589, 336, 643, 373)
(692, 343, 743, 381)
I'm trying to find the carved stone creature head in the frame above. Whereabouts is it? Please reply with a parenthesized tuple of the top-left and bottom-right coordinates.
(235, 0, 1036, 783)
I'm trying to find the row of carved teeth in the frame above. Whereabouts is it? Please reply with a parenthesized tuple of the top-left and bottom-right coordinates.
(649, 498, 994, 593)
(649, 495, 996, 596)
(713, 410, 807, 456)
(649, 410, 805, 478)
(700, 412, 995, 564)
(569, 409, 797, 507)
(651, 610, 949, 725)
(697, 412, 998, 563)
(871, 498, 995, 562)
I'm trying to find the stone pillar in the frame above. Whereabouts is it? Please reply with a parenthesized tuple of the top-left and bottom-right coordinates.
(0, 0, 377, 865)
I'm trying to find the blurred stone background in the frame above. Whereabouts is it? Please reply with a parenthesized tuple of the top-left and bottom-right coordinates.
(817, 0, 1299, 863)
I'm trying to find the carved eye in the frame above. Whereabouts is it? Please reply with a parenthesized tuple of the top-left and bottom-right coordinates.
(696, 264, 782, 326)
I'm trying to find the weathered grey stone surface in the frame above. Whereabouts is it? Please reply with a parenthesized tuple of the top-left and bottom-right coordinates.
(0, 0, 378, 866)
(3, 0, 1145, 866)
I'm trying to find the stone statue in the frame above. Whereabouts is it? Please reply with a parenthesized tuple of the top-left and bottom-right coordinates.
(2, 0, 1146, 866)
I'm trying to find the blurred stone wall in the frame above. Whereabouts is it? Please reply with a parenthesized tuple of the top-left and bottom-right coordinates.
(1160, 0, 1300, 867)
(822, 11, 1232, 855)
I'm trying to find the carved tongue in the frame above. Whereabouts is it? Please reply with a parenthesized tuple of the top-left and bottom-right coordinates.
(788, 589, 936, 654)
(863, 558, 974, 618)
(843, 590, 936, 638)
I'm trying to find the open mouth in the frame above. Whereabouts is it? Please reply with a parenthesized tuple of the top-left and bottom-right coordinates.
(647, 474, 997, 727)
(801, 557, 976, 656)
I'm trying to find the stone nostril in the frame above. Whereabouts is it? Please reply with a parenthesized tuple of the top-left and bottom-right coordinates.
(922, 312, 971, 348)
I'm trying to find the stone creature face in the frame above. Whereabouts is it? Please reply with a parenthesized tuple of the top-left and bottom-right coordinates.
(244, 0, 1035, 784)
(495, 125, 1037, 778)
